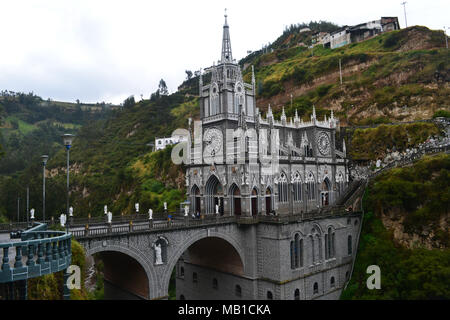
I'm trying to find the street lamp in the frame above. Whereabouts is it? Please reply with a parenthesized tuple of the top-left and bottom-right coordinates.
(41, 155, 49, 223)
(62, 134, 74, 227)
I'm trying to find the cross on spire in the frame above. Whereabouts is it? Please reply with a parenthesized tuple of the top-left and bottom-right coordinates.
(221, 8, 233, 63)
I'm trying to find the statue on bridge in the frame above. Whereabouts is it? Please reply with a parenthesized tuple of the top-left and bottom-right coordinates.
(104, 205, 108, 215)
(184, 205, 189, 217)
(60, 213, 67, 227)
(107, 211, 112, 224)
(148, 208, 153, 220)
(135, 203, 139, 214)
(30, 208, 35, 220)
(69, 206, 74, 217)
(153, 242, 163, 265)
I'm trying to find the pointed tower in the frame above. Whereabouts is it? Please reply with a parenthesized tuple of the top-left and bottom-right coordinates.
(294, 109, 300, 127)
(221, 9, 233, 63)
(281, 107, 287, 125)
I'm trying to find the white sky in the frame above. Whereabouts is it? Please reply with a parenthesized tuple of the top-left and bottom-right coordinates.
(0, 0, 448, 104)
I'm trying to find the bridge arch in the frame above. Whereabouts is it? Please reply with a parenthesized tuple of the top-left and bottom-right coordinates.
(162, 230, 246, 297)
(84, 242, 160, 299)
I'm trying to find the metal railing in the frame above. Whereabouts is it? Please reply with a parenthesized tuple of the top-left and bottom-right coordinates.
(0, 222, 72, 283)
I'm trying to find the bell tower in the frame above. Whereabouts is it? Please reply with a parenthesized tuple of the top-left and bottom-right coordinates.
(199, 10, 256, 120)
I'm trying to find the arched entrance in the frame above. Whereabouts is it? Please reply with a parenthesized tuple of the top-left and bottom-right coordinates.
(265, 187, 273, 214)
(169, 235, 245, 300)
(205, 175, 224, 215)
(89, 250, 150, 300)
(251, 188, 258, 216)
(191, 185, 201, 215)
(229, 184, 241, 216)
(321, 178, 331, 206)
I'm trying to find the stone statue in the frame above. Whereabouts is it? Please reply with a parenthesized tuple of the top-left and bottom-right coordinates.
(185, 174, 189, 186)
(148, 208, 153, 220)
(60, 213, 66, 227)
(164, 202, 167, 211)
(69, 206, 74, 217)
(30, 208, 35, 220)
(215, 204, 219, 214)
(135, 203, 139, 213)
(107, 211, 112, 224)
(153, 243, 163, 265)
(104, 205, 108, 215)
(184, 205, 189, 216)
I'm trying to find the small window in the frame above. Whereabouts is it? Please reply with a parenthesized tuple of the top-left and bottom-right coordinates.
(348, 235, 353, 255)
(345, 271, 349, 280)
(330, 276, 335, 288)
(313, 282, 319, 294)
(347, 218, 351, 225)
(180, 267, 184, 277)
(235, 285, 242, 297)
(212, 278, 218, 290)
(294, 289, 300, 300)
(267, 291, 273, 300)
(354, 219, 358, 226)
(179, 295, 185, 300)
(193, 272, 198, 283)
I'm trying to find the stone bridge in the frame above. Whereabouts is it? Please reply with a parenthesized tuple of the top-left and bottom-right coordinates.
(70, 206, 363, 300)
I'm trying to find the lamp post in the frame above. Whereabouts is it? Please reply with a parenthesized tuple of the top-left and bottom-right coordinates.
(401, 2, 408, 28)
(62, 134, 74, 228)
(41, 155, 48, 223)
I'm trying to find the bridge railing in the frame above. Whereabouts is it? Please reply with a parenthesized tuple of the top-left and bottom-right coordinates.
(0, 222, 72, 283)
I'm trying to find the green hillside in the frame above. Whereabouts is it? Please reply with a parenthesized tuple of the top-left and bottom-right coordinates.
(342, 154, 450, 299)
(0, 91, 115, 175)
(241, 26, 449, 125)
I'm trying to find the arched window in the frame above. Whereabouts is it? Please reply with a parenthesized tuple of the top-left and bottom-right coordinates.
(294, 234, 300, 268)
(290, 241, 295, 269)
(294, 289, 300, 300)
(277, 173, 288, 203)
(325, 227, 334, 259)
(292, 172, 302, 202)
(348, 235, 352, 255)
(330, 277, 335, 288)
(267, 291, 273, 300)
(306, 172, 316, 200)
(235, 285, 242, 297)
(313, 282, 319, 294)
(193, 272, 198, 283)
(180, 266, 184, 278)
(213, 278, 218, 290)
(310, 235, 315, 264)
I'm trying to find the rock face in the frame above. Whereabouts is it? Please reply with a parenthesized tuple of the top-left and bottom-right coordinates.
(381, 211, 449, 249)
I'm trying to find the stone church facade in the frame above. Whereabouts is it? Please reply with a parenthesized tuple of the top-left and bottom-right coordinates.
(185, 13, 349, 218)
(176, 14, 359, 301)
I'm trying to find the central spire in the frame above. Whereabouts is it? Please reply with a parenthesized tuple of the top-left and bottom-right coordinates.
(221, 8, 233, 63)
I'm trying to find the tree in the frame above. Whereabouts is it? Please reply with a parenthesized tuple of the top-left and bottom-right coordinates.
(158, 79, 169, 96)
(185, 70, 193, 80)
(123, 96, 135, 109)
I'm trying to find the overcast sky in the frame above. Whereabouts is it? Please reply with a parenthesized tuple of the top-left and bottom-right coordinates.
(0, 0, 448, 104)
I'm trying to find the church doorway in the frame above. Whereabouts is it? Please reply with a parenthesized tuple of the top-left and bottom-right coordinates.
(205, 175, 223, 215)
(265, 187, 272, 214)
(251, 188, 258, 216)
(230, 184, 241, 216)
(321, 178, 331, 206)
(191, 185, 201, 215)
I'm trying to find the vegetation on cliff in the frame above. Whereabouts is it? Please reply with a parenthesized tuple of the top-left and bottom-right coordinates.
(349, 122, 441, 161)
(27, 240, 90, 300)
(342, 154, 450, 299)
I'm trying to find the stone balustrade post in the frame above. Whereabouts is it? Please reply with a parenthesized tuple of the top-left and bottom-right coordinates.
(27, 244, 35, 267)
(14, 246, 23, 268)
(2, 247, 10, 271)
